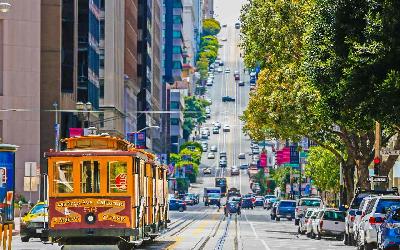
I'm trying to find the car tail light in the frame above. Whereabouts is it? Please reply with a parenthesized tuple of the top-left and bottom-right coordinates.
(305, 219, 308, 223)
(369, 217, 384, 224)
(350, 215, 355, 222)
(183, 201, 186, 205)
(320, 220, 323, 229)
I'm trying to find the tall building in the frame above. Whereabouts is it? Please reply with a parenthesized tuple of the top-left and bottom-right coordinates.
(137, 0, 163, 154)
(98, 0, 126, 137)
(202, 0, 214, 19)
(0, 0, 41, 201)
(124, 0, 139, 135)
(182, 0, 201, 68)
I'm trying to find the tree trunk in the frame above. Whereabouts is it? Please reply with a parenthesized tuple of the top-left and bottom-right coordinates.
(342, 157, 355, 205)
(356, 159, 371, 190)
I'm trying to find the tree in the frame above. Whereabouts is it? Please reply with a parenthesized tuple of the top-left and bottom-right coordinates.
(200, 35, 219, 51)
(196, 54, 209, 80)
(202, 18, 221, 36)
(270, 167, 292, 194)
(182, 96, 211, 140)
(305, 146, 340, 193)
(180, 141, 202, 152)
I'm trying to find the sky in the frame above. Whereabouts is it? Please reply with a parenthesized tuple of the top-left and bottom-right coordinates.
(214, 0, 247, 26)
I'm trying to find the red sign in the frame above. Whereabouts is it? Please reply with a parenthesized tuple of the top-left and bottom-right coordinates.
(69, 128, 83, 137)
(260, 152, 267, 167)
(115, 174, 127, 191)
(277, 147, 290, 165)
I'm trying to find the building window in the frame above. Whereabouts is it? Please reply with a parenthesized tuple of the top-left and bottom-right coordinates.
(171, 118, 179, 125)
(172, 31, 181, 39)
(99, 79, 104, 98)
(99, 113, 104, 127)
(61, 0, 75, 93)
(170, 101, 180, 110)
(80, 161, 100, 193)
(172, 46, 182, 54)
(173, 61, 182, 69)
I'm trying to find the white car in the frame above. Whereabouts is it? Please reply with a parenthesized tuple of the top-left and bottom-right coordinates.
(358, 196, 400, 250)
(295, 197, 323, 226)
(312, 209, 346, 240)
(298, 208, 316, 234)
(203, 168, 212, 175)
(352, 196, 375, 245)
(238, 153, 246, 159)
(225, 68, 230, 73)
(223, 125, 230, 132)
(207, 152, 215, 159)
(217, 67, 223, 73)
(214, 122, 221, 128)
(306, 210, 320, 237)
(206, 81, 213, 86)
(210, 145, 218, 152)
(221, 37, 227, 41)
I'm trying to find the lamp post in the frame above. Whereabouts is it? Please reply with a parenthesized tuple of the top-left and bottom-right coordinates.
(0, 1, 11, 13)
(76, 102, 93, 129)
(133, 126, 160, 148)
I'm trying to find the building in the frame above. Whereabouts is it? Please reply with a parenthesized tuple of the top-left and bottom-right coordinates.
(124, 0, 139, 135)
(168, 88, 186, 153)
(202, 0, 214, 19)
(137, 0, 163, 154)
(98, 0, 126, 138)
(182, 0, 201, 68)
(0, 0, 41, 201)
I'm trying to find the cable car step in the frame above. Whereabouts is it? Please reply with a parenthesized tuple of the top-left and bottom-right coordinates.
(148, 233, 159, 238)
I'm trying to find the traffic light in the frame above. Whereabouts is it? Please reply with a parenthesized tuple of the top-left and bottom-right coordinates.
(374, 157, 381, 175)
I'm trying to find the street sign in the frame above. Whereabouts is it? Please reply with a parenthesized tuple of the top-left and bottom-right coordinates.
(380, 148, 400, 156)
(368, 176, 389, 183)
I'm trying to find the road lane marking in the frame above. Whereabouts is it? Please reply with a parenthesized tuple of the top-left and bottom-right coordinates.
(244, 211, 271, 250)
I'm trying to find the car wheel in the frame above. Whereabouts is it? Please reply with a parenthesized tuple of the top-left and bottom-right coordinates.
(344, 233, 350, 245)
(297, 227, 301, 234)
(294, 219, 299, 226)
(336, 235, 343, 241)
(288, 218, 293, 221)
(178, 207, 184, 212)
(356, 235, 364, 250)
(21, 236, 30, 242)
(275, 217, 280, 221)
(316, 233, 321, 240)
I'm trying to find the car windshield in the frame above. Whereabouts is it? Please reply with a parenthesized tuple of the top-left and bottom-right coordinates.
(376, 199, 400, 214)
(30, 204, 46, 214)
(305, 210, 314, 217)
(351, 193, 373, 209)
(300, 199, 321, 207)
(323, 211, 345, 221)
(280, 201, 296, 207)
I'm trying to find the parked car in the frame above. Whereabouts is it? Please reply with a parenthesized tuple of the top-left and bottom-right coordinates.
(242, 198, 254, 209)
(254, 196, 265, 207)
(231, 166, 239, 176)
(298, 208, 316, 235)
(377, 206, 400, 250)
(270, 201, 280, 220)
(202, 145, 208, 152)
(344, 189, 398, 246)
(203, 167, 212, 175)
(223, 125, 231, 132)
(222, 96, 235, 102)
(207, 152, 215, 159)
(169, 198, 187, 212)
(238, 153, 246, 159)
(352, 196, 376, 246)
(312, 209, 345, 240)
(295, 197, 323, 226)
(357, 196, 400, 250)
(275, 200, 296, 221)
(306, 210, 321, 238)
(263, 195, 277, 209)
(210, 145, 218, 152)
(20, 202, 48, 242)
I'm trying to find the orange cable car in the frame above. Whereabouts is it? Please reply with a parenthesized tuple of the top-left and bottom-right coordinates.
(44, 135, 168, 248)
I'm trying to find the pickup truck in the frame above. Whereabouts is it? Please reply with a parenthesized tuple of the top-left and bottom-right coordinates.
(313, 209, 345, 240)
(295, 197, 323, 226)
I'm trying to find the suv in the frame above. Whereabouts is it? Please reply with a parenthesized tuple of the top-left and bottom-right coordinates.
(352, 196, 376, 246)
(344, 189, 398, 246)
(312, 209, 346, 240)
(295, 197, 323, 225)
(357, 196, 400, 250)
(275, 200, 296, 221)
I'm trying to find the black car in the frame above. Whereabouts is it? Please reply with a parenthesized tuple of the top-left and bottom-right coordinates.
(242, 198, 254, 209)
(222, 96, 235, 102)
(238, 81, 245, 86)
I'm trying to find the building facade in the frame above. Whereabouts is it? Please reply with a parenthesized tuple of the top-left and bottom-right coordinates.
(0, 0, 41, 201)
(202, 0, 214, 19)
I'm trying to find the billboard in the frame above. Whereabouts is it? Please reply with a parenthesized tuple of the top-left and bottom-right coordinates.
(127, 131, 147, 149)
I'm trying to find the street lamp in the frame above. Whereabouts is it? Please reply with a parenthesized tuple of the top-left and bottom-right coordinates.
(76, 102, 93, 129)
(0, 1, 11, 13)
(133, 126, 160, 148)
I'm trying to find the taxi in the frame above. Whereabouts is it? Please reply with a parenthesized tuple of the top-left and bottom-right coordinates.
(20, 202, 48, 242)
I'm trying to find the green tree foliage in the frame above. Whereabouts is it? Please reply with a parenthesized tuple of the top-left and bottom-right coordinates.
(270, 167, 292, 193)
(202, 18, 221, 36)
(196, 54, 209, 80)
(201, 35, 219, 51)
(183, 96, 211, 140)
(240, 0, 400, 203)
(305, 146, 340, 193)
(180, 141, 202, 152)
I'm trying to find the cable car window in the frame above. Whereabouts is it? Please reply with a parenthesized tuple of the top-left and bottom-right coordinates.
(80, 161, 100, 193)
(107, 161, 128, 193)
(53, 161, 74, 193)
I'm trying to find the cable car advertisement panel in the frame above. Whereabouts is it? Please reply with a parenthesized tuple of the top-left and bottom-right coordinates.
(49, 197, 131, 229)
